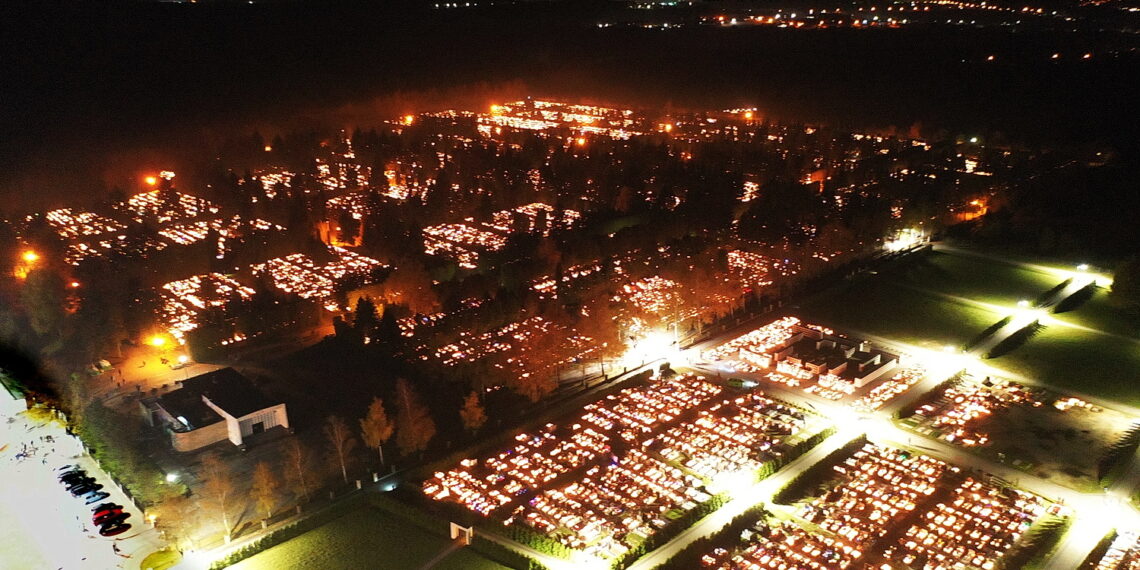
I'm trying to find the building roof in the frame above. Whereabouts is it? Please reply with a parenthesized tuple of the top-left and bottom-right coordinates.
(155, 386, 222, 431)
(181, 367, 279, 418)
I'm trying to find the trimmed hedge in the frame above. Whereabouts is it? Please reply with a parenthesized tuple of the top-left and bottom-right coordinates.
(1034, 278, 1072, 308)
(609, 493, 729, 570)
(1078, 530, 1118, 570)
(984, 321, 1045, 359)
(652, 504, 771, 570)
(209, 492, 367, 569)
(896, 373, 963, 419)
(997, 514, 1070, 570)
(963, 315, 1013, 352)
(772, 435, 868, 504)
(1098, 423, 1140, 486)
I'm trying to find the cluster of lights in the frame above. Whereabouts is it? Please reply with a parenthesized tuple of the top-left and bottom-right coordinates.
(160, 273, 256, 340)
(158, 215, 283, 253)
(257, 170, 294, 198)
(618, 276, 684, 316)
(478, 100, 641, 140)
(1094, 531, 1140, 569)
(532, 262, 603, 298)
(430, 315, 587, 367)
(42, 208, 126, 239)
(486, 203, 581, 235)
(883, 477, 1045, 570)
(120, 189, 220, 224)
(427, 375, 813, 559)
(423, 223, 508, 269)
(251, 247, 386, 310)
(703, 316, 804, 370)
(653, 393, 808, 481)
(913, 377, 1043, 447)
(726, 249, 782, 289)
(852, 365, 927, 411)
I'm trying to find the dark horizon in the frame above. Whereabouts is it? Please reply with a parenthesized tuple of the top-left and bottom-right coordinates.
(3, 0, 1139, 208)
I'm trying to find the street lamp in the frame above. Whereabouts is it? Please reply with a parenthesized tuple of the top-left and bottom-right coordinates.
(165, 472, 180, 483)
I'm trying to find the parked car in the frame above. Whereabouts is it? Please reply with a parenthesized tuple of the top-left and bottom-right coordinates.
(91, 502, 121, 514)
(95, 511, 130, 527)
(64, 477, 95, 490)
(84, 491, 110, 505)
(59, 472, 90, 484)
(70, 483, 103, 497)
(98, 522, 131, 537)
(93, 506, 123, 521)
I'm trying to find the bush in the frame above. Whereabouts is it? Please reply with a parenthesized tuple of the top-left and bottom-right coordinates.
(1078, 530, 1118, 570)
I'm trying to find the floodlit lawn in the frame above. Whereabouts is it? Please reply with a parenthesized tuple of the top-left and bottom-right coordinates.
(140, 547, 181, 570)
(888, 251, 1062, 309)
(1050, 288, 1140, 339)
(989, 326, 1140, 408)
(800, 280, 1001, 350)
(231, 507, 507, 570)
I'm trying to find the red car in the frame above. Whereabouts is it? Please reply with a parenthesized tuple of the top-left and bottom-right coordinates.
(99, 522, 131, 537)
(93, 508, 124, 525)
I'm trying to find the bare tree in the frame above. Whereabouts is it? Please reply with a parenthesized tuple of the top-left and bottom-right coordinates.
(359, 396, 394, 466)
(459, 390, 487, 434)
(324, 415, 357, 484)
(152, 492, 198, 550)
(250, 461, 281, 527)
(283, 436, 311, 503)
(199, 452, 235, 542)
(395, 378, 436, 457)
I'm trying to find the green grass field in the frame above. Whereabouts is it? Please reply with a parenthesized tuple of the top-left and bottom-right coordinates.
(988, 326, 1140, 408)
(1049, 288, 1140, 339)
(887, 251, 1062, 309)
(799, 280, 1001, 350)
(230, 507, 508, 570)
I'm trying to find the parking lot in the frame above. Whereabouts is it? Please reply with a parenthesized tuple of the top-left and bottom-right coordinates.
(0, 408, 165, 569)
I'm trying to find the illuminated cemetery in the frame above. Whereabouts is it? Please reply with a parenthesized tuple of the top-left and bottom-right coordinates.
(702, 316, 920, 406)
(160, 273, 257, 341)
(423, 373, 818, 560)
(251, 247, 387, 311)
(698, 443, 1049, 570)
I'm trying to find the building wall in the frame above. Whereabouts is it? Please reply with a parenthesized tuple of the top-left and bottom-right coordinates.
(170, 420, 229, 452)
(238, 404, 289, 438)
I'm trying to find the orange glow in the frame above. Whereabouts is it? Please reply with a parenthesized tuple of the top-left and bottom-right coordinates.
(576, 137, 586, 146)
(403, 114, 415, 126)
(70, 281, 80, 288)
(663, 123, 673, 133)
(743, 111, 754, 120)
(22, 250, 39, 263)
(145, 176, 158, 186)
(264, 145, 273, 152)
(490, 104, 502, 114)
(150, 335, 167, 347)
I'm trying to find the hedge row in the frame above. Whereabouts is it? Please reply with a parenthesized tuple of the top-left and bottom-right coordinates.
(503, 522, 574, 560)
(210, 492, 367, 569)
(609, 493, 729, 570)
(1034, 278, 1072, 307)
(756, 426, 838, 481)
(984, 321, 1045, 359)
(896, 373, 963, 419)
(652, 504, 772, 570)
(772, 435, 869, 504)
(963, 315, 1013, 352)
(1098, 423, 1140, 486)
(1078, 530, 1118, 570)
(998, 514, 1070, 570)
